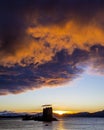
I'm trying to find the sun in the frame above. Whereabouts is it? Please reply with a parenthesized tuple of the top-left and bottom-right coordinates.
(54, 110, 66, 115)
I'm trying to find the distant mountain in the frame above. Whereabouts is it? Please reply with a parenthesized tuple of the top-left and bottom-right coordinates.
(0, 111, 27, 118)
(63, 110, 104, 118)
(91, 110, 104, 117)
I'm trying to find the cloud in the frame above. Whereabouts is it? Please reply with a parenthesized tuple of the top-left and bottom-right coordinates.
(0, 0, 104, 95)
(1, 46, 104, 95)
(0, 50, 83, 95)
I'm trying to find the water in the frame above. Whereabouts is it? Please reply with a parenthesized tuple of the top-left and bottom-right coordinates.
(0, 118, 104, 130)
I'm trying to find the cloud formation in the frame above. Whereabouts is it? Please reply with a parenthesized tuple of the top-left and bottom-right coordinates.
(0, 0, 104, 95)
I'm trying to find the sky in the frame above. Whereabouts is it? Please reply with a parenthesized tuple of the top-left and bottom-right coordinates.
(0, 0, 104, 113)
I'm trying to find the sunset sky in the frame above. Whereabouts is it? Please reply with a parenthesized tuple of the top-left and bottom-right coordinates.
(0, 0, 104, 114)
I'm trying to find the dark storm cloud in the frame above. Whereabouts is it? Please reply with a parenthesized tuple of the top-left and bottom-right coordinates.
(0, 49, 84, 95)
(0, 0, 104, 95)
(1, 46, 104, 95)
(0, 0, 104, 59)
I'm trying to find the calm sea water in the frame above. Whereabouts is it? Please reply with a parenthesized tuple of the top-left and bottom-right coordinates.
(0, 118, 104, 130)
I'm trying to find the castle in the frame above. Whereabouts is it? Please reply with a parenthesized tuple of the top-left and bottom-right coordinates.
(42, 104, 53, 121)
(22, 104, 57, 121)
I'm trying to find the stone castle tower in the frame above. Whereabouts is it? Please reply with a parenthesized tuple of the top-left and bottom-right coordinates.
(42, 104, 53, 121)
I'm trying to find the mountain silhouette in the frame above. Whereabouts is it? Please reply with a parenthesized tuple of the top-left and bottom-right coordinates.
(62, 110, 104, 118)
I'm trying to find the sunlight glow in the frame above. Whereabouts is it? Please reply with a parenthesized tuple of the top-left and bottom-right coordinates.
(54, 110, 70, 115)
